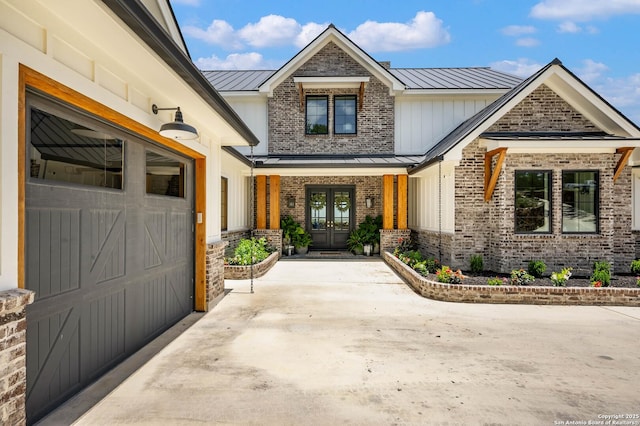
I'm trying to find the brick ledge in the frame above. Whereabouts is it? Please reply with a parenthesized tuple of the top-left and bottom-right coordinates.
(224, 252, 279, 280)
(383, 251, 640, 306)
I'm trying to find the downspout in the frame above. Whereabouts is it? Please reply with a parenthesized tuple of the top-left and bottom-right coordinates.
(438, 159, 442, 264)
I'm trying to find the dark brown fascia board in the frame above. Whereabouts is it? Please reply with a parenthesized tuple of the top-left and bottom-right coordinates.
(222, 146, 254, 166)
(100, 0, 260, 147)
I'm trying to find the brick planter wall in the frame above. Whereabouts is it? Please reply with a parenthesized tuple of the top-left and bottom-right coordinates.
(206, 241, 228, 310)
(384, 251, 640, 306)
(380, 229, 411, 252)
(0, 289, 35, 426)
(224, 252, 280, 280)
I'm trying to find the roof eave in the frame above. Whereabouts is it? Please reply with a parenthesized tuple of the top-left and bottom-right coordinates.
(100, 0, 261, 147)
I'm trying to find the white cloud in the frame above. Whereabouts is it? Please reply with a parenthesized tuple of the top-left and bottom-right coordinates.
(575, 59, 609, 84)
(238, 15, 302, 48)
(490, 58, 543, 78)
(501, 25, 536, 36)
(347, 11, 451, 52)
(516, 37, 540, 47)
(183, 20, 243, 50)
(557, 21, 581, 33)
(294, 22, 329, 48)
(531, 0, 640, 21)
(195, 52, 280, 70)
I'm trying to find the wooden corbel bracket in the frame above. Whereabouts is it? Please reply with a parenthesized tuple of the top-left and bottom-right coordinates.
(613, 147, 634, 183)
(484, 147, 508, 202)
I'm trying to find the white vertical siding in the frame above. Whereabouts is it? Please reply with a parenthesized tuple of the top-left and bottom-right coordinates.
(409, 162, 455, 233)
(395, 95, 498, 155)
(221, 150, 251, 232)
(224, 97, 268, 155)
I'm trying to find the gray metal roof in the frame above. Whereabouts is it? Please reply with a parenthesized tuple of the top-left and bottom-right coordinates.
(390, 68, 522, 90)
(201, 70, 275, 92)
(252, 154, 424, 168)
(203, 68, 522, 92)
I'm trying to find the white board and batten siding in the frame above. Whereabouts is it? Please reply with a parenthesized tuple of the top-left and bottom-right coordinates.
(395, 96, 496, 155)
(408, 162, 455, 233)
(221, 150, 253, 232)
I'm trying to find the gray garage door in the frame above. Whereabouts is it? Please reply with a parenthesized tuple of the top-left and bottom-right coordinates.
(24, 94, 194, 423)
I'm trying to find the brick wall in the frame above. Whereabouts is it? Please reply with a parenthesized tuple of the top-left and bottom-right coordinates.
(206, 241, 228, 309)
(268, 42, 394, 155)
(412, 83, 635, 274)
(0, 289, 35, 426)
(380, 229, 411, 252)
(252, 229, 283, 256)
(279, 175, 382, 229)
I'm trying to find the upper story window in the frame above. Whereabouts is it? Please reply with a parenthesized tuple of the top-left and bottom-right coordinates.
(334, 95, 357, 134)
(515, 170, 551, 233)
(562, 170, 598, 233)
(305, 96, 328, 135)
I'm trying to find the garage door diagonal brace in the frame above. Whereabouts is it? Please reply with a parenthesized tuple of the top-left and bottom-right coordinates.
(484, 148, 507, 202)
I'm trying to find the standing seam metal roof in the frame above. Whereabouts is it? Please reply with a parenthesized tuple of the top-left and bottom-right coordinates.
(203, 68, 522, 92)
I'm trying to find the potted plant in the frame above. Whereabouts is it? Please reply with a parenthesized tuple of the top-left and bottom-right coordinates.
(347, 228, 366, 255)
(292, 228, 312, 255)
(358, 215, 382, 255)
(280, 215, 298, 256)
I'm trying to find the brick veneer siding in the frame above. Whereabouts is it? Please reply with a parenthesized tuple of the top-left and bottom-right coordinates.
(224, 252, 279, 280)
(384, 251, 640, 306)
(0, 289, 35, 426)
(380, 229, 411, 252)
(279, 176, 383, 231)
(412, 84, 635, 274)
(221, 229, 251, 257)
(268, 42, 394, 155)
(411, 229, 454, 266)
(206, 241, 228, 309)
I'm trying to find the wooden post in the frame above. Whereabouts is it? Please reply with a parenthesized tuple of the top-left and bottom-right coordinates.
(397, 174, 408, 229)
(383, 175, 394, 230)
(256, 175, 267, 229)
(269, 175, 280, 229)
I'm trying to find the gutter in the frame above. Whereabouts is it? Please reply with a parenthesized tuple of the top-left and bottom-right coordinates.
(407, 155, 445, 175)
(100, 0, 260, 147)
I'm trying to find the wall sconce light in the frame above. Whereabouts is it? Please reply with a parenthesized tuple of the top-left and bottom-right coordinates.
(152, 104, 198, 140)
(287, 196, 296, 208)
(365, 197, 374, 208)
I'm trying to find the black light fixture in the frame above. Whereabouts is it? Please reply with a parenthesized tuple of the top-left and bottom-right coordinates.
(152, 104, 198, 140)
(287, 195, 296, 208)
(365, 197, 374, 208)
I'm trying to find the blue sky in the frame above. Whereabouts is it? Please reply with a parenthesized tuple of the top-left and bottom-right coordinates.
(170, 0, 640, 124)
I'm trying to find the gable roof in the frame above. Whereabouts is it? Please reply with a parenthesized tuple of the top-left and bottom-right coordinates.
(409, 58, 640, 174)
(257, 24, 406, 96)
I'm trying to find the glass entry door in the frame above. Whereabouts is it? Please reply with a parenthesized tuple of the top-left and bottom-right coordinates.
(307, 186, 354, 250)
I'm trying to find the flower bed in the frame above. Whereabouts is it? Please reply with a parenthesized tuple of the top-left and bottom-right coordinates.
(383, 251, 640, 306)
(224, 251, 279, 280)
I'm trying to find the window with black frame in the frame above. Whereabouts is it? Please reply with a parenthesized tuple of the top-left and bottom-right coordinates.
(334, 95, 356, 134)
(305, 96, 328, 135)
(514, 171, 551, 233)
(562, 171, 598, 233)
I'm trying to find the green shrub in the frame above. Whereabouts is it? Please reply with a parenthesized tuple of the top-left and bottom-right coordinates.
(591, 261, 611, 287)
(527, 260, 547, 278)
(470, 254, 483, 274)
(590, 270, 611, 287)
(487, 277, 505, 286)
(398, 250, 422, 267)
(510, 269, 535, 286)
(631, 259, 640, 275)
(226, 238, 272, 265)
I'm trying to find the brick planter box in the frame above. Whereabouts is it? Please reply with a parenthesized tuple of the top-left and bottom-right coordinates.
(224, 252, 279, 280)
(383, 251, 640, 306)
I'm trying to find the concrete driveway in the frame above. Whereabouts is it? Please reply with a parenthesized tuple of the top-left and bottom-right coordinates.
(42, 259, 640, 425)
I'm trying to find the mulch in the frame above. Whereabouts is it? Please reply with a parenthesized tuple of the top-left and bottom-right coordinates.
(426, 272, 640, 288)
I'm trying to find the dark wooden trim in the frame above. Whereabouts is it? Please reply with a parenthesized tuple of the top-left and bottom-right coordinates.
(269, 175, 280, 229)
(383, 175, 394, 229)
(256, 175, 267, 228)
(397, 174, 408, 229)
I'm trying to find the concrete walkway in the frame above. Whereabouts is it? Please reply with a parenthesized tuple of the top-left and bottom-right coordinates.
(41, 259, 640, 425)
